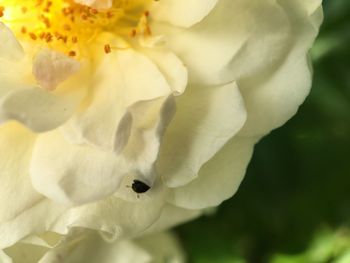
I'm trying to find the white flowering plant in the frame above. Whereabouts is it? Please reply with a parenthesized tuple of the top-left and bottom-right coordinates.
(0, 0, 322, 261)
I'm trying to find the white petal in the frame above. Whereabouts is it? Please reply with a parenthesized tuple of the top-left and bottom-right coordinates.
(49, 98, 174, 206)
(150, 0, 218, 27)
(3, 231, 74, 262)
(46, 234, 151, 263)
(32, 49, 80, 91)
(119, 96, 176, 186)
(135, 232, 186, 263)
(4, 241, 49, 263)
(0, 23, 24, 60)
(141, 49, 188, 95)
(8, 230, 184, 263)
(238, 0, 323, 137)
(0, 57, 88, 132)
(0, 250, 11, 263)
(0, 127, 62, 248)
(144, 204, 201, 235)
(30, 130, 128, 205)
(0, 87, 83, 132)
(167, 137, 257, 209)
(0, 199, 67, 249)
(51, 195, 166, 240)
(158, 82, 247, 187)
(152, 0, 292, 86)
(0, 186, 165, 249)
(0, 122, 41, 224)
(64, 49, 171, 152)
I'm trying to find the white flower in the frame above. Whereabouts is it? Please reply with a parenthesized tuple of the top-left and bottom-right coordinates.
(0, 0, 323, 260)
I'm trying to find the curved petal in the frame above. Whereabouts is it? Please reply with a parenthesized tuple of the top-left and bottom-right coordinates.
(51, 194, 167, 241)
(0, 86, 83, 133)
(30, 130, 128, 205)
(0, 23, 24, 61)
(43, 233, 151, 263)
(158, 82, 247, 187)
(118, 96, 176, 186)
(167, 137, 257, 209)
(0, 250, 11, 263)
(153, 0, 292, 86)
(32, 49, 80, 91)
(64, 49, 171, 152)
(144, 204, 201, 235)
(0, 127, 63, 253)
(141, 49, 188, 95)
(0, 52, 88, 132)
(4, 230, 184, 263)
(150, 0, 218, 28)
(135, 232, 186, 263)
(0, 183, 166, 250)
(33, 94, 175, 206)
(0, 28, 87, 133)
(4, 241, 49, 263)
(0, 180, 166, 250)
(238, 0, 323, 137)
(0, 199, 67, 249)
(0, 122, 41, 224)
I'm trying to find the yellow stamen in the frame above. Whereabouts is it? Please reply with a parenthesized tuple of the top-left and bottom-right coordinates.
(0, 0, 153, 57)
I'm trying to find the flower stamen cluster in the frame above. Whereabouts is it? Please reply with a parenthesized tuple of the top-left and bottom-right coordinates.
(0, 0, 152, 57)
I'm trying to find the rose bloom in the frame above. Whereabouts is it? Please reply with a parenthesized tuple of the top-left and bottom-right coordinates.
(0, 0, 322, 261)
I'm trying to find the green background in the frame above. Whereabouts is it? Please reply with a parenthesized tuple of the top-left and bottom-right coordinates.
(176, 0, 350, 262)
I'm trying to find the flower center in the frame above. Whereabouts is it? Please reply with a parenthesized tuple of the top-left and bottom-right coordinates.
(0, 0, 151, 57)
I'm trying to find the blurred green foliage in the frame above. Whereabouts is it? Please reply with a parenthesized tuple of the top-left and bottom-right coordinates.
(176, 0, 350, 262)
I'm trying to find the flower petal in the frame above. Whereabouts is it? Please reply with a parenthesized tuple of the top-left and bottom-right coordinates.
(0, 127, 63, 248)
(118, 96, 176, 187)
(158, 82, 247, 187)
(135, 232, 186, 263)
(0, 122, 41, 224)
(0, 199, 67, 249)
(0, 250, 11, 263)
(32, 49, 80, 91)
(44, 233, 151, 263)
(31, 94, 175, 206)
(141, 49, 188, 95)
(0, 23, 24, 61)
(167, 137, 257, 209)
(0, 31, 82, 133)
(30, 130, 128, 205)
(5, 230, 184, 263)
(153, 0, 292, 86)
(64, 49, 171, 152)
(150, 0, 219, 27)
(0, 51, 88, 133)
(144, 204, 201, 234)
(0, 184, 166, 249)
(4, 241, 49, 263)
(238, 0, 323, 137)
(52, 195, 166, 240)
(0, 86, 83, 132)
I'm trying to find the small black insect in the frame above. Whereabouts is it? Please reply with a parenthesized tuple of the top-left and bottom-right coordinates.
(131, 180, 151, 194)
